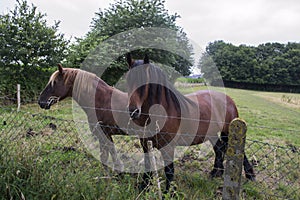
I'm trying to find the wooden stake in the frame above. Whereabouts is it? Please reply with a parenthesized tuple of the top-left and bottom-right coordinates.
(222, 118, 247, 200)
(17, 84, 20, 112)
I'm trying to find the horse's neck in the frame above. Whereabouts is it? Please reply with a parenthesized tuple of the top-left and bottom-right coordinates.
(73, 76, 113, 116)
(160, 88, 196, 117)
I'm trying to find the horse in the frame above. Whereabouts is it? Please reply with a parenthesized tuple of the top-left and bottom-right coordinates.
(126, 54, 255, 192)
(38, 64, 129, 172)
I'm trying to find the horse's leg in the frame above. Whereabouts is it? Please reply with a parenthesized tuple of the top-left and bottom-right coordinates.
(220, 131, 228, 148)
(93, 125, 123, 173)
(99, 140, 109, 170)
(139, 138, 153, 191)
(220, 131, 229, 164)
(161, 146, 175, 192)
(89, 124, 109, 163)
(89, 124, 109, 170)
(97, 131, 112, 172)
(212, 131, 255, 180)
(243, 154, 256, 181)
(106, 134, 124, 173)
(210, 134, 227, 177)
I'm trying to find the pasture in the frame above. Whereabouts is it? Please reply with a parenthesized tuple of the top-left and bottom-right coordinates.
(0, 86, 299, 199)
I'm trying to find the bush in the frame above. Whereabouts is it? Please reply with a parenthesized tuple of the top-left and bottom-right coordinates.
(176, 77, 205, 84)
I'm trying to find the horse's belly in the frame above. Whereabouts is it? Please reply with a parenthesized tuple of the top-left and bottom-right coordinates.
(173, 132, 205, 146)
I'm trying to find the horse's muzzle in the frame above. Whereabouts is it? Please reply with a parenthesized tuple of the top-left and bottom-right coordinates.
(38, 100, 51, 109)
(128, 106, 141, 119)
(38, 96, 59, 110)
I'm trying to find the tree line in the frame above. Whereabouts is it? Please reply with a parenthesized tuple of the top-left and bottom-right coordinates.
(200, 41, 300, 87)
(1, 0, 299, 101)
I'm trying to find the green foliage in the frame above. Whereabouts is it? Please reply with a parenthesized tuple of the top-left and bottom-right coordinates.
(0, 0, 69, 99)
(177, 77, 205, 84)
(200, 40, 300, 86)
(66, 31, 107, 69)
(66, 0, 193, 85)
(92, 0, 179, 36)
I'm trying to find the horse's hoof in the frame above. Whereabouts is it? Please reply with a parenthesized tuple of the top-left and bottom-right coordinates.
(210, 168, 224, 178)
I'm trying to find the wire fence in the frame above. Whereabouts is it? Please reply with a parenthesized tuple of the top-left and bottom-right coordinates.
(0, 105, 299, 199)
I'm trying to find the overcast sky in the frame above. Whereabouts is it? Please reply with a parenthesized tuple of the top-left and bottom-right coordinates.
(1, 0, 300, 50)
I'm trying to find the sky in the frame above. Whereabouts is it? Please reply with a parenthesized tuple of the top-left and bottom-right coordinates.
(1, 0, 300, 51)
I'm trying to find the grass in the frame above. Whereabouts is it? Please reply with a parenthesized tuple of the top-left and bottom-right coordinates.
(177, 86, 300, 146)
(1, 86, 299, 199)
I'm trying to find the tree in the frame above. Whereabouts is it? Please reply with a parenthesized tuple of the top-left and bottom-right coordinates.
(0, 0, 68, 99)
(67, 0, 193, 85)
(200, 40, 300, 87)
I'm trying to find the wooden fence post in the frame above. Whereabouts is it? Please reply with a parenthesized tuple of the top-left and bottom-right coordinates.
(222, 118, 247, 200)
(17, 84, 21, 112)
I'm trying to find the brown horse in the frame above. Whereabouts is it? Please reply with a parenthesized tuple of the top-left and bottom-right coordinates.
(38, 64, 129, 171)
(126, 54, 255, 192)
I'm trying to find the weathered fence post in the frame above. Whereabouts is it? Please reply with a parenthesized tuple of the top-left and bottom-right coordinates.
(17, 84, 21, 112)
(222, 118, 247, 200)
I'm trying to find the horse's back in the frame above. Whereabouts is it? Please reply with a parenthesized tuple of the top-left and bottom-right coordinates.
(187, 90, 238, 115)
(186, 90, 238, 136)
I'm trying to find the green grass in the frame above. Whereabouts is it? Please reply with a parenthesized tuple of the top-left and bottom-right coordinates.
(1, 86, 299, 199)
(177, 86, 300, 146)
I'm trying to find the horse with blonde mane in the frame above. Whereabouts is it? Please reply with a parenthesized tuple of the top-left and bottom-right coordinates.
(38, 64, 128, 171)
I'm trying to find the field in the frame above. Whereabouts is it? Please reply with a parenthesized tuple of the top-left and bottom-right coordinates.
(0, 86, 299, 199)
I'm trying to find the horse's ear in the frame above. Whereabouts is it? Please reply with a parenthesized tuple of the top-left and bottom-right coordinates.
(58, 64, 63, 74)
(144, 54, 149, 64)
(126, 53, 133, 68)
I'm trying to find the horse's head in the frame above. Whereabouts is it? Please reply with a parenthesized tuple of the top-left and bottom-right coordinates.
(126, 53, 150, 120)
(38, 64, 76, 109)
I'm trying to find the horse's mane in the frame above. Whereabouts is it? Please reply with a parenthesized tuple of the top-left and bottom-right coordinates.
(127, 64, 196, 114)
(49, 68, 83, 87)
(73, 70, 95, 100)
(50, 68, 109, 101)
